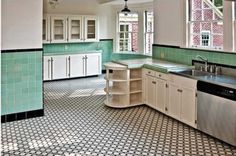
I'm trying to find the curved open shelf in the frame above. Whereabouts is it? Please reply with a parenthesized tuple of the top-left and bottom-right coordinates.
(104, 62, 143, 108)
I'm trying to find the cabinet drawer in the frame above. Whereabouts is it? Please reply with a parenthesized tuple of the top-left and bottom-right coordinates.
(144, 69, 156, 77)
(169, 74, 197, 89)
(156, 71, 168, 80)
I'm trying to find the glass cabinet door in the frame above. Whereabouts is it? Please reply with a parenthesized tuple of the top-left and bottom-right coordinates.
(84, 17, 98, 41)
(51, 16, 67, 43)
(42, 16, 50, 43)
(68, 16, 83, 42)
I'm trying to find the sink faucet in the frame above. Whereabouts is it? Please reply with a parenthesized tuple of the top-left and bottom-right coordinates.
(195, 55, 208, 72)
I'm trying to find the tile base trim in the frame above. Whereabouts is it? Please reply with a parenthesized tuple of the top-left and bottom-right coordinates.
(1, 109, 44, 123)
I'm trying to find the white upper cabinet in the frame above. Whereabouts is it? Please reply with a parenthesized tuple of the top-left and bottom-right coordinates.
(51, 16, 67, 43)
(43, 14, 99, 43)
(84, 16, 98, 42)
(42, 15, 50, 43)
(68, 16, 83, 42)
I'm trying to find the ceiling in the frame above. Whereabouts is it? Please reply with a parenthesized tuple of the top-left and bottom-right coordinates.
(98, 0, 153, 4)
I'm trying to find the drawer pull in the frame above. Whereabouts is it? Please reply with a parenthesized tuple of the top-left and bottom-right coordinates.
(177, 89, 183, 93)
(159, 74, 161, 77)
(152, 81, 156, 84)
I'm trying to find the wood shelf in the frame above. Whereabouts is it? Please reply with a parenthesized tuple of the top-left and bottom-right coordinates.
(104, 87, 127, 95)
(104, 75, 127, 82)
(130, 78, 142, 81)
(130, 92, 143, 105)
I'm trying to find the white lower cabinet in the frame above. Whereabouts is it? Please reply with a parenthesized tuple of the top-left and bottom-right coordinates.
(145, 75, 156, 108)
(43, 53, 101, 81)
(43, 56, 52, 81)
(168, 82, 181, 119)
(156, 78, 167, 113)
(143, 69, 168, 113)
(143, 69, 197, 128)
(52, 55, 68, 80)
(86, 53, 101, 76)
(167, 74, 197, 128)
(69, 55, 84, 78)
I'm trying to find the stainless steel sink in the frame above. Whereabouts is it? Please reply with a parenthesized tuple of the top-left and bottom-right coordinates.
(179, 69, 214, 77)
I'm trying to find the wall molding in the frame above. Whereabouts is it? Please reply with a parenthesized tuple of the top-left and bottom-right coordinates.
(1, 109, 44, 123)
(1, 48, 43, 53)
(153, 44, 236, 55)
(99, 39, 113, 41)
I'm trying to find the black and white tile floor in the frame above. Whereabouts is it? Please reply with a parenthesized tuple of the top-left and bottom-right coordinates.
(1, 76, 236, 156)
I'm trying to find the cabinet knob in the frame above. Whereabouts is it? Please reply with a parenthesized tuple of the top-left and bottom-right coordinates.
(159, 74, 161, 77)
(152, 81, 156, 84)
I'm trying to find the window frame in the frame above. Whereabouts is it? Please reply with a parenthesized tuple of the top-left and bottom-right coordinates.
(188, 0, 224, 50)
(116, 12, 139, 53)
(144, 11, 154, 55)
(200, 30, 211, 47)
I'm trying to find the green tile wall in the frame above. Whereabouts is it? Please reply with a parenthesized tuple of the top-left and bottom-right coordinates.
(1, 51, 43, 115)
(111, 53, 150, 60)
(43, 41, 113, 69)
(153, 46, 236, 66)
(43, 40, 150, 69)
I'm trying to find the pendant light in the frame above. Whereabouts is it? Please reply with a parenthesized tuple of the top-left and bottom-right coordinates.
(121, 0, 131, 14)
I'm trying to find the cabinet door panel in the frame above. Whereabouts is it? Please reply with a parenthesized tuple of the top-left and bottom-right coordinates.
(156, 79, 166, 113)
(146, 76, 156, 108)
(43, 56, 51, 80)
(70, 55, 84, 78)
(86, 54, 101, 76)
(68, 16, 83, 42)
(52, 55, 68, 80)
(181, 87, 196, 127)
(84, 16, 98, 42)
(168, 82, 181, 119)
(51, 16, 67, 43)
(43, 16, 50, 43)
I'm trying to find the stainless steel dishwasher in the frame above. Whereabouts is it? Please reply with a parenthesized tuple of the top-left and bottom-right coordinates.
(197, 81, 236, 146)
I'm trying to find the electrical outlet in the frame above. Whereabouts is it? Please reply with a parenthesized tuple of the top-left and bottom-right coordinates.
(65, 45, 68, 50)
(161, 52, 165, 58)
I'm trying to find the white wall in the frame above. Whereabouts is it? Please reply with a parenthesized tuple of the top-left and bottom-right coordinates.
(2, 0, 43, 50)
(154, 0, 183, 46)
(98, 4, 116, 39)
(223, 1, 234, 51)
(43, 0, 99, 15)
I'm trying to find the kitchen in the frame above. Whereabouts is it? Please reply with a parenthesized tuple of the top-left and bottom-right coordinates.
(1, 0, 236, 155)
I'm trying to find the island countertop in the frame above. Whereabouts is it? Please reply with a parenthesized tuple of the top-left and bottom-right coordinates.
(112, 58, 193, 73)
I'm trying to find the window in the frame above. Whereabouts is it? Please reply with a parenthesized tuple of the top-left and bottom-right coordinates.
(118, 13, 139, 52)
(201, 31, 210, 46)
(189, 0, 223, 49)
(144, 11, 154, 54)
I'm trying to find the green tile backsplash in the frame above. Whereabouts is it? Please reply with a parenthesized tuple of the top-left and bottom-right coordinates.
(43, 41, 113, 69)
(43, 40, 150, 69)
(1, 51, 43, 115)
(153, 46, 236, 66)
